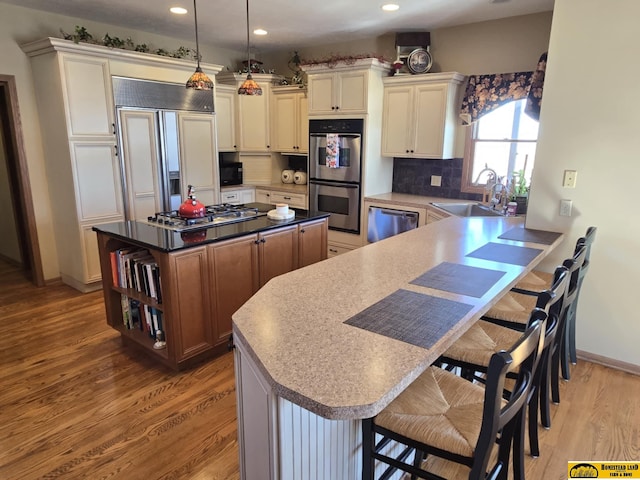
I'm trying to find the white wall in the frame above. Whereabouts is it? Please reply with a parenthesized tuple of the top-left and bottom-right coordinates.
(262, 12, 552, 82)
(526, 0, 640, 366)
(0, 2, 244, 280)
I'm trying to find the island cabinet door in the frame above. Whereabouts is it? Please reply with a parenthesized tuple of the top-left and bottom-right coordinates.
(207, 235, 260, 345)
(258, 225, 299, 287)
(298, 218, 328, 268)
(166, 247, 215, 361)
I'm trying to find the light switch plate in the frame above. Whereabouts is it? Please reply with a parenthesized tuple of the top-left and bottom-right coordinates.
(560, 199, 572, 216)
(563, 170, 577, 188)
(431, 175, 442, 187)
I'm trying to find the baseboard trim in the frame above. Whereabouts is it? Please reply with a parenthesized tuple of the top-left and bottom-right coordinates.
(577, 350, 640, 377)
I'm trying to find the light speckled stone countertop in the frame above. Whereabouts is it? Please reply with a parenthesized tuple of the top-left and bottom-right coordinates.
(364, 192, 461, 210)
(232, 216, 563, 420)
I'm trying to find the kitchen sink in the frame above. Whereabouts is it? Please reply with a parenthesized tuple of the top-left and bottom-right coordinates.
(431, 202, 504, 217)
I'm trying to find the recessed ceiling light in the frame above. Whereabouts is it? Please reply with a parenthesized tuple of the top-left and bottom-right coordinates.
(170, 6, 188, 14)
(382, 4, 400, 11)
(253, 28, 268, 35)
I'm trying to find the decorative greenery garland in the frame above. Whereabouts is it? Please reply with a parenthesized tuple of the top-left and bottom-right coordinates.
(59, 25, 195, 59)
(300, 53, 390, 68)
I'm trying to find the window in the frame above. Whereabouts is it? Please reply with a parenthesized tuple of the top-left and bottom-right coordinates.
(462, 99, 539, 193)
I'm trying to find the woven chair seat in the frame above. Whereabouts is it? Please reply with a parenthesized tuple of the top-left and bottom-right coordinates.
(484, 291, 538, 325)
(375, 366, 504, 458)
(442, 320, 522, 366)
(514, 269, 553, 292)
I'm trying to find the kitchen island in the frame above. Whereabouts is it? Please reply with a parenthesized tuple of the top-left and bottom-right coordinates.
(93, 203, 329, 370)
(231, 215, 563, 480)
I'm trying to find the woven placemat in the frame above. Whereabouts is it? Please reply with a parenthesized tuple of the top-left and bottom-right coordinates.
(344, 289, 473, 350)
(466, 242, 543, 266)
(498, 226, 562, 245)
(410, 262, 506, 298)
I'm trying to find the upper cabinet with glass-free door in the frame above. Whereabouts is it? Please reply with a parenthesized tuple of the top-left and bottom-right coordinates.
(216, 73, 284, 152)
(301, 58, 390, 116)
(381, 72, 465, 159)
(271, 85, 308, 154)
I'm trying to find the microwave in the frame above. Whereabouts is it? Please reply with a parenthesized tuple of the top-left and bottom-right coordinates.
(219, 161, 243, 186)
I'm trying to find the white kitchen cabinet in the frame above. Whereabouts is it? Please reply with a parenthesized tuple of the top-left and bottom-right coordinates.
(22, 46, 123, 291)
(271, 86, 308, 154)
(178, 112, 219, 207)
(301, 58, 390, 117)
(306, 70, 368, 115)
(22, 37, 223, 291)
(221, 188, 255, 205)
(426, 207, 450, 223)
(381, 72, 465, 159)
(216, 73, 284, 152)
(215, 84, 237, 152)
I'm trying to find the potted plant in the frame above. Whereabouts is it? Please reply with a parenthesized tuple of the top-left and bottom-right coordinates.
(509, 170, 529, 214)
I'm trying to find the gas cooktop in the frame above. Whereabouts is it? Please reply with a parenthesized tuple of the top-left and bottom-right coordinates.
(146, 204, 266, 231)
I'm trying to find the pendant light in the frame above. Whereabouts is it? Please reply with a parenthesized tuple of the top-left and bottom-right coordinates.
(238, 0, 262, 95)
(186, 0, 214, 90)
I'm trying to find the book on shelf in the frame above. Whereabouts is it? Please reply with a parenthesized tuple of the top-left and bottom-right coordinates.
(120, 294, 130, 328)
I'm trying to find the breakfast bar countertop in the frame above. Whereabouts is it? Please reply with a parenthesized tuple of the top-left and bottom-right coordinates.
(232, 215, 564, 420)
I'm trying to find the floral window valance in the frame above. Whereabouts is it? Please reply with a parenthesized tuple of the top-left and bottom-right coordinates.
(459, 52, 547, 125)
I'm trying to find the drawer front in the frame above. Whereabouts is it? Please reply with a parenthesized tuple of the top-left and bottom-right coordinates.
(327, 242, 354, 258)
(270, 192, 307, 209)
(222, 191, 241, 203)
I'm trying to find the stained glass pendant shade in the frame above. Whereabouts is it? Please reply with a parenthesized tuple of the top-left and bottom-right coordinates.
(238, 0, 262, 95)
(186, 0, 213, 90)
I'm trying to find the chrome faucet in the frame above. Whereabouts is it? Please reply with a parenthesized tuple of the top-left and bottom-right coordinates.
(472, 164, 498, 186)
(473, 164, 502, 207)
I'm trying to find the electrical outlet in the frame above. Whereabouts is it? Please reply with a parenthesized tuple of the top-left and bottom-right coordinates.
(431, 175, 442, 187)
(563, 170, 577, 188)
(560, 199, 572, 216)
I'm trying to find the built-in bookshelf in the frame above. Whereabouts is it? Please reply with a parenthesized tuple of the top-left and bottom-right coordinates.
(110, 248, 166, 351)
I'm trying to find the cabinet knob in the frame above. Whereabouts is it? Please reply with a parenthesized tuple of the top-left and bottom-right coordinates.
(254, 239, 260, 245)
(406, 149, 410, 153)
(260, 238, 266, 243)
(300, 229, 305, 234)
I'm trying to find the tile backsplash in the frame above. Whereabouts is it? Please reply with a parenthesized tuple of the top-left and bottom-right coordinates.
(392, 157, 482, 201)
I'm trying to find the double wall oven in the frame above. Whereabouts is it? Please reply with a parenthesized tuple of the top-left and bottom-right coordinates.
(309, 119, 363, 234)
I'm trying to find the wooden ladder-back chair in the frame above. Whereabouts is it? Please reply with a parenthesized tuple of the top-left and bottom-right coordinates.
(362, 316, 544, 480)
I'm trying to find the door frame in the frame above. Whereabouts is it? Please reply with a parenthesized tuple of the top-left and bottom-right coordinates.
(0, 74, 44, 286)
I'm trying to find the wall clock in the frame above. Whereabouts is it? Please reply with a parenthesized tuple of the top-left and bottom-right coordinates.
(407, 47, 433, 74)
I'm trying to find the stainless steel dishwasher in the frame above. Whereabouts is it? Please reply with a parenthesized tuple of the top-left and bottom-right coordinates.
(367, 206, 419, 243)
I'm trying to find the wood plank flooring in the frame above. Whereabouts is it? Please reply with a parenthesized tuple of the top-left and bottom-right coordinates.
(1, 260, 639, 480)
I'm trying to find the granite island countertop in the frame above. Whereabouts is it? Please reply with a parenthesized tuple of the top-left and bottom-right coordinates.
(92, 202, 327, 253)
(232, 215, 563, 420)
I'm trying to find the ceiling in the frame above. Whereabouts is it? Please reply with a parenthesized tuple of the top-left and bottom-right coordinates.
(2, 0, 554, 53)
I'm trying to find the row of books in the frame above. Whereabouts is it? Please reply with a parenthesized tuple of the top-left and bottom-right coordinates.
(121, 294, 164, 338)
(110, 248, 162, 303)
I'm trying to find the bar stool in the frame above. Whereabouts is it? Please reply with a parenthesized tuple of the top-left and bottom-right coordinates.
(514, 226, 596, 368)
(483, 243, 586, 404)
(362, 315, 544, 480)
(438, 268, 568, 479)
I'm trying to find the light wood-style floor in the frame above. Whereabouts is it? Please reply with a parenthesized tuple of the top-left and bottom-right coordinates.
(1, 260, 639, 480)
